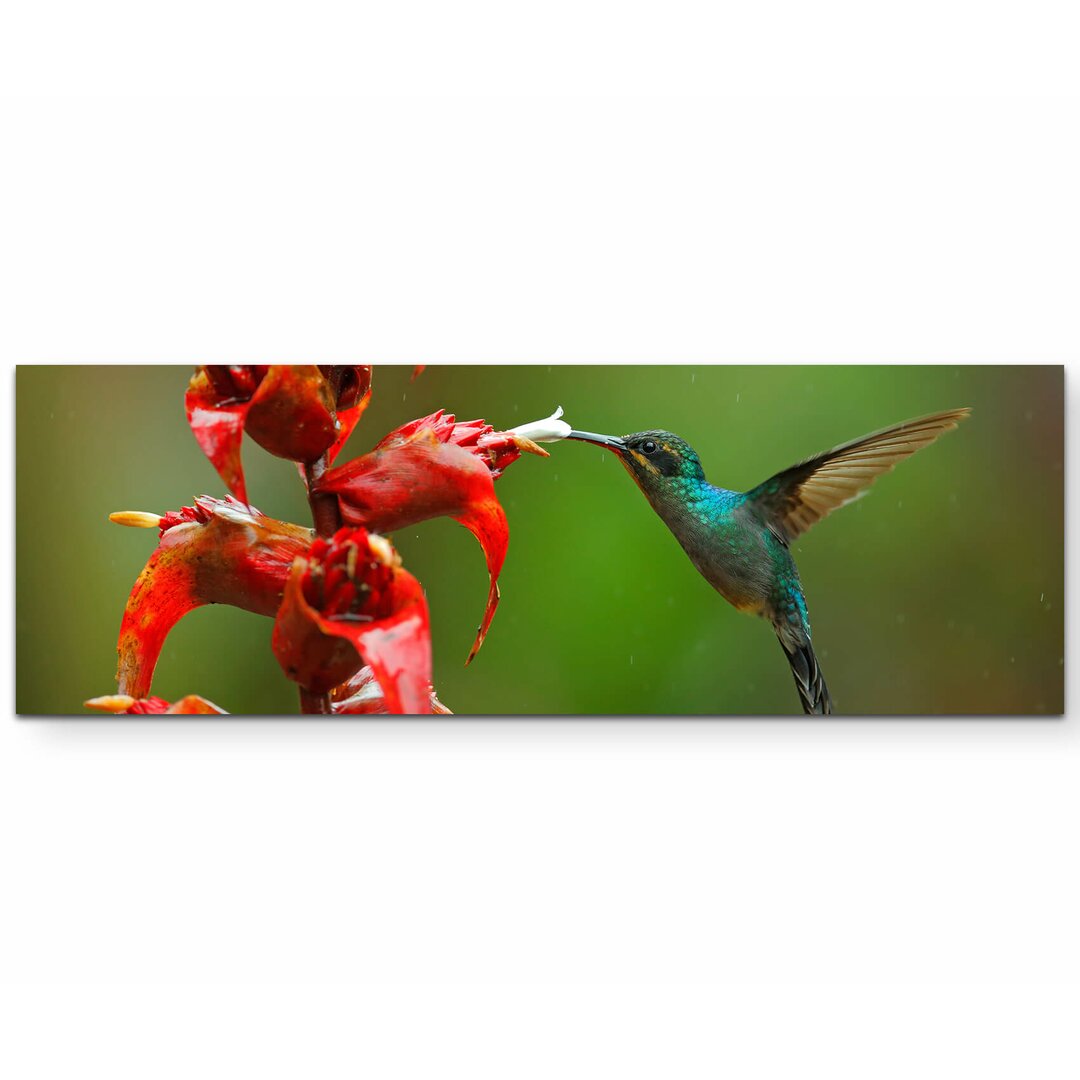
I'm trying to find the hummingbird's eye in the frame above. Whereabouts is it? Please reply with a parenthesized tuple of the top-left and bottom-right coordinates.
(642, 440, 658, 455)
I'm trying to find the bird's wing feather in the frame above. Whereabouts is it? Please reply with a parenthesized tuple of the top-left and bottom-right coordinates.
(747, 408, 970, 541)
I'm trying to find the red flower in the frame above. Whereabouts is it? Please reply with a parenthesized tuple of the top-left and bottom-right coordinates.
(85, 694, 227, 714)
(111, 496, 314, 699)
(314, 411, 546, 661)
(185, 365, 372, 504)
(329, 666, 451, 715)
(271, 528, 432, 713)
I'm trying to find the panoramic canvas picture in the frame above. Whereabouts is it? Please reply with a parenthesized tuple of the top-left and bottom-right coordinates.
(16, 365, 1063, 715)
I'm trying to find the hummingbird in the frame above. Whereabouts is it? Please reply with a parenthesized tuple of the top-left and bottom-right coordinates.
(566, 407, 970, 714)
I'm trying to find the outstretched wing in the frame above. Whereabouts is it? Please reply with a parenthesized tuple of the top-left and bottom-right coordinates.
(748, 408, 971, 541)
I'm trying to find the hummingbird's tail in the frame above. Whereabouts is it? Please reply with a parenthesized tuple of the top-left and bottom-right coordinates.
(778, 636, 832, 715)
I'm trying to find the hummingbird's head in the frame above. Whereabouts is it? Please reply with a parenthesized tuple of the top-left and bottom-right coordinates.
(567, 428, 706, 489)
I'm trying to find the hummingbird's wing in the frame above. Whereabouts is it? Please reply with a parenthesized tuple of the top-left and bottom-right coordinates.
(747, 407, 971, 541)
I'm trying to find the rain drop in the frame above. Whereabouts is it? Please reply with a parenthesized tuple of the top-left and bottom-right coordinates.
(630, 655, 634, 665)
(736, 393, 741, 403)
(691, 373, 696, 384)
(1040, 592, 1044, 602)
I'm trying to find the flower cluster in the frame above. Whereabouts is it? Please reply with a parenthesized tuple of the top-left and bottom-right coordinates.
(95, 365, 565, 714)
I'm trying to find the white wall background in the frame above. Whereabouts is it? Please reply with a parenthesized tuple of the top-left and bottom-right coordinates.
(1, 5, 1077, 1076)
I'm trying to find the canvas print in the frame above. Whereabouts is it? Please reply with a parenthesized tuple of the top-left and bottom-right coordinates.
(16, 365, 1063, 715)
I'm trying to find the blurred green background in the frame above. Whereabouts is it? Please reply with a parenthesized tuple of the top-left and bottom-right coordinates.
(16, 365, 1063, 715)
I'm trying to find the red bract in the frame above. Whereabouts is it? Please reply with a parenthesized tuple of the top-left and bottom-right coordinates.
(113, 495, 313, 699)
(271, 528, 432, 712)
(320, 364, 373, 465)
(85, 693, 227, 715)
(185, 365, 371, 504)
(329, 666, 451, 715)
(315, 411, 546, 662)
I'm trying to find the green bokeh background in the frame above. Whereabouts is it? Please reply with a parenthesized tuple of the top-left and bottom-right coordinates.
(16, 365, 1064, 715)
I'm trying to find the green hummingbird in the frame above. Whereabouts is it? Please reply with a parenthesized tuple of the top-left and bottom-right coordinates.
(566, 407, 970, 714)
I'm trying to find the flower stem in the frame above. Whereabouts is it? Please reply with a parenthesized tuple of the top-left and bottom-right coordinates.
(299, 372, 354, 716)
(305, 456, 342, 540)
(299, 687, 332, 714)
(299, 448, 343, 715)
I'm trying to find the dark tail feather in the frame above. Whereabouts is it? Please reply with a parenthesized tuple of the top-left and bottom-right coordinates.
(779, 638, 832, 715)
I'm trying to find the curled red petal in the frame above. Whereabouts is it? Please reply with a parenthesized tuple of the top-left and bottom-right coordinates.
(114, 497, 313, 698)
(316, 428, 509, 661)
(244, 365, 339, 463)
(455, 497, 508, 664)
(185, 366, 347, 502)
(185, 372, 251, 503)
(320, 365, 373, 464)
(326, 395, 370, 466)
(271, 534, 432, 712)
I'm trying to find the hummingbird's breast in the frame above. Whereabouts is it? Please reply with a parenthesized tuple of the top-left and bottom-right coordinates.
(645, 482, 778, 616)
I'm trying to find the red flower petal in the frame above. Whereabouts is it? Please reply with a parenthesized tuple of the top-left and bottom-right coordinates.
(84, 693, 228, 714)
(185, 366, 350, 503)
(324, 366, 373, 465)
(315, 418, 511, 662)
(164, 695, 228, 714)
(243, 365, 338, 463)
(114, 496, 313, 698)
(319, 364, 373, 465)
(271, 529, 432, 712)
(329, 666, 451, 715)
(185, 371, 251, 503)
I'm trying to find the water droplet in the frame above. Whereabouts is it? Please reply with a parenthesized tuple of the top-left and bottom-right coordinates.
(1040, 593, 1044, 602)
(736, 393, 741, 403)
(897, 500, 903, 509)
(691, 373, 696, 384)
(949, 493, 958, 503)
(630, 655, 634, 665)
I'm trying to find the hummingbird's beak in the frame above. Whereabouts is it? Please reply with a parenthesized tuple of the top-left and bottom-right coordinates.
(567, 430, 627, 451)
